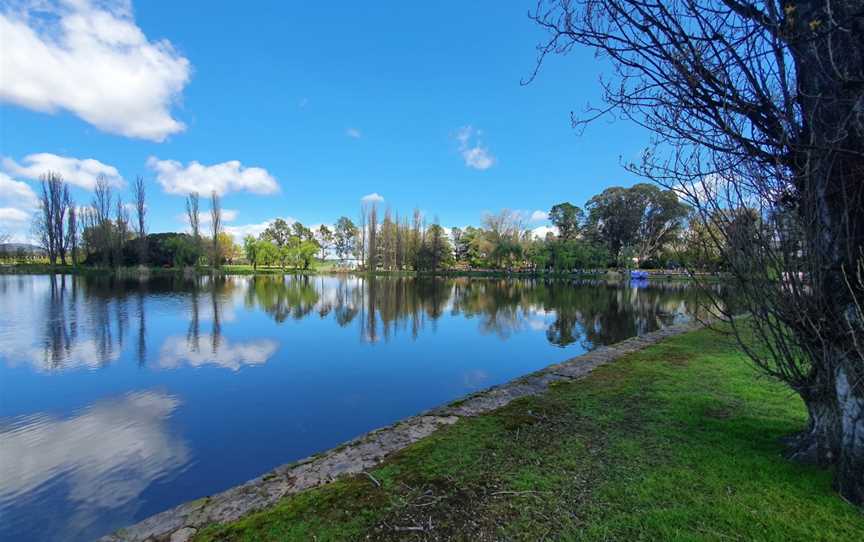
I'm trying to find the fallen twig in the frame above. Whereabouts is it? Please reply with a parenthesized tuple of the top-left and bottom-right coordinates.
(491, 490, 545, 496)
(394, 525, 425, 532)
(362, 471, 381, 488)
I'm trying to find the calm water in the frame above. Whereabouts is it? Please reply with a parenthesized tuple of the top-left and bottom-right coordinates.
(0, 274, 714, 541)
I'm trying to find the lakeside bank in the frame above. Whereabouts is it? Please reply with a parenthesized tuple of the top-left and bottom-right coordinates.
(0, 263, 722, 282)
(103, 323, 863, 541)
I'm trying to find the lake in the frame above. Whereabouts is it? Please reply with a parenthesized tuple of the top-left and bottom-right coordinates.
(0, 273, 715, 541)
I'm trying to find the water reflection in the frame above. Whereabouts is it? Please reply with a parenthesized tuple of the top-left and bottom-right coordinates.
(0, 391, 189, 541)
(240, 275, 715, 348)
(0, 274, 718, 373)
(158, 335, 278, 371)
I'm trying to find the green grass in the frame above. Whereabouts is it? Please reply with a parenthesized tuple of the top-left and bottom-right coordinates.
(195, 327, 864, 541)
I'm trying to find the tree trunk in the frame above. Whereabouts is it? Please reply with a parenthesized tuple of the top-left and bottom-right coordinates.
(786, 392, 839, 466)
(784, 0, 864, 506)
(835, 365, 864, 504)
(788, 362, 864, 504)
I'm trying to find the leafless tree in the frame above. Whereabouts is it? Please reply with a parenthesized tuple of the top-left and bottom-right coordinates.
(134, 176, 147, 265)
(210, 191, 222, 268)
(186, 192, 201, 257)
(66, 205, 78, 266)
(34, 172, 71, 265)
(529, 0, 864, 503)
(359, 203, 368, 267)
(411, 208, 423, 270)
(88, 175, 114, 267)
(367, 203, 378, 271)
(114, 197, 129, 267)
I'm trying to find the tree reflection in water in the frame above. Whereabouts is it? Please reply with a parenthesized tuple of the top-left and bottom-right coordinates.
(243, 275, 722, 348)
(0, 274, 723, 373)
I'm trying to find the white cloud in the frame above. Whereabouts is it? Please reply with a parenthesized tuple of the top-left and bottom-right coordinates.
(224, 216, 296, 242)
(0, 207, 30, 222)
(462, 147, 495, 170)
(0, 172, 39, 241)
(148, 157, 279, 196)
(530, 210, 548, 222)
(217, 209, 238, 222)
(3, 153, 123, 190)
(346, 127, 362, 139)
(0, 0, 191, 141)
(530, 225, 559, 239)
(0, 172, 39, 208)
(456, 125, 495, 170)
(360, 192, 384, 204)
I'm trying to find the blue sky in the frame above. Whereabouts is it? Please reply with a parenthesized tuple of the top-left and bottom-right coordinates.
(0, 0, 649, 243)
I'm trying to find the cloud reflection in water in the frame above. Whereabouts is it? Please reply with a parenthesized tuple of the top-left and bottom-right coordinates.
(0, 391, 190, 540)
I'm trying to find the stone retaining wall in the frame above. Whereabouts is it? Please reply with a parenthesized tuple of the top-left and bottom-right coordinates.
(102, 320, 703, 542)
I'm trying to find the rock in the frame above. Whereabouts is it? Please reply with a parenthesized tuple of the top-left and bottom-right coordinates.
(170, 527, 198, 542)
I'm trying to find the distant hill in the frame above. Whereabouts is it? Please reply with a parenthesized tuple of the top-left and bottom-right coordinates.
(0, 243, 44, 254)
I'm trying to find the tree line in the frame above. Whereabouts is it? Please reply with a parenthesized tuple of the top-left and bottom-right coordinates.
(239, 182, 709, 273)
(28, 172, 230, 269)
(22, 173, 758, 274)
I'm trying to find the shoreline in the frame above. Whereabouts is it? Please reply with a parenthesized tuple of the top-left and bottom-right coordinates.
(0, 264, 722, 282)
(100, 320, 704, 542)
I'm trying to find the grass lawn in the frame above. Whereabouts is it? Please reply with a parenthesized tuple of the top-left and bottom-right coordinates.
(193, 326, 862, 540)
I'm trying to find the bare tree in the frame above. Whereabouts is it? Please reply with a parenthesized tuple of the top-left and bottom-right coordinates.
(186, 192, 200, 240)
(34, 173, 71, 265)
(210, 191, 222, 268)
(34, 188, 54, 264)
(186, 192, 201, 265)
(529, 0, 864, 503)
(54, 180, 70, 265)
(410, 208, 422, 270)
(134, 176, 147, 265)
(66, 205, 78, 266)
(395, 212, 405, 270)
(89, 175, 114, 267)
(114, 197, 129, 267)
(367, 203, 378, 271)
(359, 203, 368, 267)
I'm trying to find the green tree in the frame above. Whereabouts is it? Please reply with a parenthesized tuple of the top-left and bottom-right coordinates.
(165, 235, 202, 267)
(548, 202, 583, 241)
(217, 232, 237, 264)
(254, 240, 279, 267)
(298, 240, 319, 270)
(315, 224, 334, 260)
(334, 217, 358, 262)
(585, 184, 688, 265)
(416, 224, 453, 271)
(292, 222, 314, 242)
(243, 235, 258, 269)
(260, 218, 293, 248)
